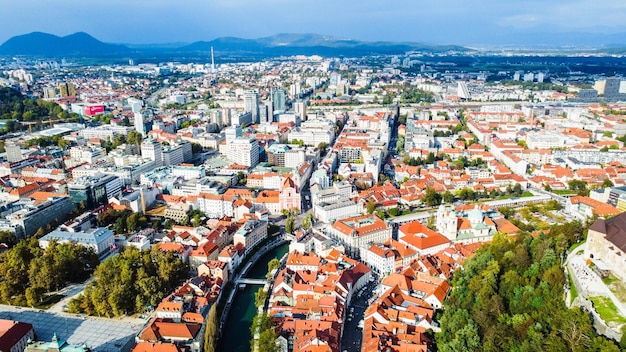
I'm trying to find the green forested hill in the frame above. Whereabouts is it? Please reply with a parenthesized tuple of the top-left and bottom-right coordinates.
(436, 225, 621, 352)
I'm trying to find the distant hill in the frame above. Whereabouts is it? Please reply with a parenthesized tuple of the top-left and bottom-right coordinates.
(179, 33, 471, 56)
(0, 32, 470, 58)
(0, 32, 131, 56)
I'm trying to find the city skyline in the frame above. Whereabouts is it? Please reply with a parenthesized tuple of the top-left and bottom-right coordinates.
(1, 0, 626, 46)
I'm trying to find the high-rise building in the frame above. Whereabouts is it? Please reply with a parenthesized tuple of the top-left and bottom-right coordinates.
(224, 125, 243, 144)
(227, 138, 259, 167)
(272, 88, 287, 111)
(294, 100, 307, 122)
(259, 103, 273, 124)
(141, 139, 163, 168)
(134, 112, 145, 135)
(162, 141, 193, 166)
(5, 141, 22, 162)
(68, 174, 122, 209)
(221, 108, 231, 126)
(605, 77, 622, 99)
(523, 72, 534, 82)
(231, 111, 253, 126)
(58, 82, 76, 98)
(457, 82, 470, 100)
(537, 72, 546, 83)
(43, 87, 57, 99)
(243, 90, 259, 124)
(594, 80, 607, 95)
(128, 98, 143, 113)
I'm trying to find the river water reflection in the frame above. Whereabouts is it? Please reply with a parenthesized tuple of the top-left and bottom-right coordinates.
(220, 243, 289, 352)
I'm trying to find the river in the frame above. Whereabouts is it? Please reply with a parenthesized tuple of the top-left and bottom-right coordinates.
(220, 243, 289, 352)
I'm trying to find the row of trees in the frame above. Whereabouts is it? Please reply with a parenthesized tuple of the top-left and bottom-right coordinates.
(250, 312, 279, 352)
(204, 305, 218, 352)
(67, 247, 187, 317)
(24, 134, 71, 148)
(436, 224, 619, 351)
(97, 209, 148, 234)
(250, 258, 280, 352)
(0, 237, 99, 306)
(100, 130, 143, 152)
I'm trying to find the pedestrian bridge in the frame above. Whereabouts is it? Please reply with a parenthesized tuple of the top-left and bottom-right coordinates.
(237, 278, 267, 285)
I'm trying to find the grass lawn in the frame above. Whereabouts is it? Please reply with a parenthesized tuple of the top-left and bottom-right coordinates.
(35, 294, 65, 309)
(590, 296, 626, 325)
(553, 190, 577, 196)
(568, 241, 585, 253)
(603, 275, 619, 286)
(568, 271, 578, 305)
(602, 273, 626, 302)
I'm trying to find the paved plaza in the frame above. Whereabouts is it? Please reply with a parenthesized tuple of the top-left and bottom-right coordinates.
(0, 306, 144, 352)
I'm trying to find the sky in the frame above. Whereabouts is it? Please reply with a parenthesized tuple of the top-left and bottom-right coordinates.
(1, 0, 626, 46)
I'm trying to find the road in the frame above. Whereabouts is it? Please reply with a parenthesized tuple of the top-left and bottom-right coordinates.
(341, 280, 378, 352)
(146, 87, 167, 107)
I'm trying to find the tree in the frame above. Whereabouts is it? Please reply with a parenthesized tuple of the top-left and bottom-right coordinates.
(366, 201, 377, 214)
(602, 178, 614, 188)
(301, 214, 312, 230)
(317, 142, 329, 155)
(192, 143, 203, 154)
(568, 179, 589, 196)
(427, 213, 436, 229)
(422, 187, 442, 207)
(426, 152, 436, 164)
(267, 258, 280, 274)
(436, 225, 620, 352)
(442, 191, 454, 204)
(251, 312, 278, 352)
(126, 213, 140, 233)
(192, 214, 203, 227)
(396, 135, 405, 154)
(67, 247, 187, 317)
(127, 130, 143, 146)
(255, 287, 268, 308)
(512, 183, 523, 197)
(285, 215, 295, 234)
(204, 304, 218, 352)
(0, 230, 16, 247)
(25, 286, 44, 307)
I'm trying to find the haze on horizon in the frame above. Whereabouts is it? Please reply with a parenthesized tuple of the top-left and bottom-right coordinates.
(1, 0, 625, 46)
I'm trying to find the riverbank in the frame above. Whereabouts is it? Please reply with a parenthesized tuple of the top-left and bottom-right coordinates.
(219, 242, 289, 351)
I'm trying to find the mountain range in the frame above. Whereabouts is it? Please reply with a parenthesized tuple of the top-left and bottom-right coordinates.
(0, 31, 469, 58)
(0, 32, 130, 56)
(3, 31, 626, 58)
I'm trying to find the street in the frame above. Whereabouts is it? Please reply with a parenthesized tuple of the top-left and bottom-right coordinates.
(341, 279, 378, 352)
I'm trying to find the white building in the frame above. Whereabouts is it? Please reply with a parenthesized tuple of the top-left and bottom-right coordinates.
(227, 138, 259, 167)
(39, 227, 115, 260)
(314, 200, 361, 223)
(141, 139, 163, 168)
(294, 100, 307, 121)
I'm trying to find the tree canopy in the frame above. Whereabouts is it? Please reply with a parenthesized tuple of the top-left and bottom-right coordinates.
(67, 247, 187, 317)
(0, 237, 99, 306)
(0, 87, 80, 134)
(436, 229, 619, 351)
